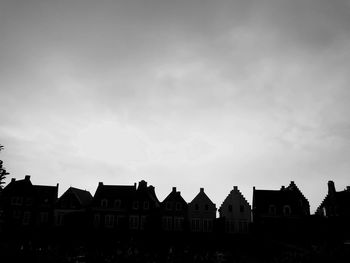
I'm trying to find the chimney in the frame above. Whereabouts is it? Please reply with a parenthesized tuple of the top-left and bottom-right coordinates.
(328, 181, 336, 195)
(172, 187, 176, 192)
(346, 186, 350, 192)
(200, 187, 204, 193)
(98, 182, 103, 187)
(233, 186, 238, 191)
(138, 180, 147, 189)
(25, 175, 30, 181)
(11, 178, 16, 183)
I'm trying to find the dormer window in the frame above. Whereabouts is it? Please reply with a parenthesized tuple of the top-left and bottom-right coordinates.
(283, 205, 291, 216)
(101, 199, 108, 208)
(269, 205, 276, 215)
(133, 201, 139, 210)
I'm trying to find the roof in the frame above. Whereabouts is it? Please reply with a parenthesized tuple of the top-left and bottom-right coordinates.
(189, 188, 215, 206)
(67, 187, 93, 207)
(253, 181, 309, 210)
(162, 187, 187, 204)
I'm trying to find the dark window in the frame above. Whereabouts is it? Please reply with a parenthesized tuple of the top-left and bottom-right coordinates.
(205, 204, 209, 211)
(143, 201, 149, 210)
(176, 202, 182, 211)
(269, 205, 276, 215)
(195, 204, 199, 211)
(240, 205, 244, 213)
(166, 202, 172, 210)
(133, 201, 139, 210)
(228, 205, 233, 212)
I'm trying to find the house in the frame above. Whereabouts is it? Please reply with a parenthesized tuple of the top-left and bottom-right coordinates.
(316, 181, 350, 218)
(0, 175, 58, 230)
(315, 181, 350, 238)
(252, 181, 310, 236)
(161, 187, 188, 232)
(188, 188, 216, 233)
(219, 186, 251, 234)
(54, 187, 93, 228)
(91, 180, 160, 231)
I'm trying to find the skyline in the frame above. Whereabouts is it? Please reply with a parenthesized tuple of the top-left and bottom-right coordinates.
(1, 0, 350, 212)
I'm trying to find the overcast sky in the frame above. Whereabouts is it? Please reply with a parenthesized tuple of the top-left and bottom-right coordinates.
(1, 0, 350, 212)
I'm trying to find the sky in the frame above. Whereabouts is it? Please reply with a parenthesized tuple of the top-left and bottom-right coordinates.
(1, 0, 350, 212)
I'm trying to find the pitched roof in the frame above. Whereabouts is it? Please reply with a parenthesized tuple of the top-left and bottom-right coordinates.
(189, 188, 215, 206)
(68, 187, 93, 207)
(253, 181, 309, 209)
(93, 182, 136, 200)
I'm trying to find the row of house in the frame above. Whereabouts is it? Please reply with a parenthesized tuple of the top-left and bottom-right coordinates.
(0, 176, 349, 236)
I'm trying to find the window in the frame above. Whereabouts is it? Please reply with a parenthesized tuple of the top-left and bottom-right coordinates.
(13, 210, 21, 219)
(176, 202, 182, 211)
(132, 201, 139, 210)
(56, 213, 64, 226)
(191, 218, 201, 232)
(114, 199, 121, 209)
(205, 204, 209, 211)
(162, 216, 172, 231)
(143, 201, 149, 210)
(105, 215, 114, 228)
(228, 205, 233, 213)
(203, 219, 213, 232)
(239, 221, 243, 233)
(11, 196, 23, 206)
(166, 202, 172, 210)
(240, 205, 244, 213)
(269, 205, 276, 215)
(40, 212, 49, 224)
(195, 204, 199, 211)
(129, 215, 139, 229)
(22, 211, 31, 225)
(140, 216, 146, 230)
(174, 217, 184, 231)
(94, 214, 100, 227)
(283, 205, 291, 216)
(101, 199, 108, 208)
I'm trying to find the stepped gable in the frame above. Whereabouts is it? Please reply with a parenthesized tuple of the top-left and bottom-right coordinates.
(316, 181, 350, 216)
(135, 180, 160, 207)
(219, 186, 250, 211)
(285, 181, 309, 204)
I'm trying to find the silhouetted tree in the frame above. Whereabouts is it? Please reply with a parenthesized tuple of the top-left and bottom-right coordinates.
(0, 144, 9, 190)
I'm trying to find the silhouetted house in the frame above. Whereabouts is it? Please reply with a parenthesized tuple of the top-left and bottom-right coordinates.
(91, 180, 160, 232)
(55, 187, 93, 228)
(0, 175, 58, 231)
(252, 181, 310, 236)
(316, 181, 350, 218)
(315, 181, 350, 238)
(130, 180, 160, 231)
(161, 187, 188, 232)
(188, 188, 216, 233)
(219, 186, 251, 234)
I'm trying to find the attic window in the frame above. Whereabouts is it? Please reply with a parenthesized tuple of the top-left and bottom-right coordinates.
(166, 202, 172, 210)
(143, 201, 149, 210)
(283, 205, 291, 216)
(269, 205, 276, 215)
(101, 199, 108, 208)
(205, 204, 209, 211)
(240, 205, 244, 213)
(228, 205, 233, 213)
(176, 202, 182, 211)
